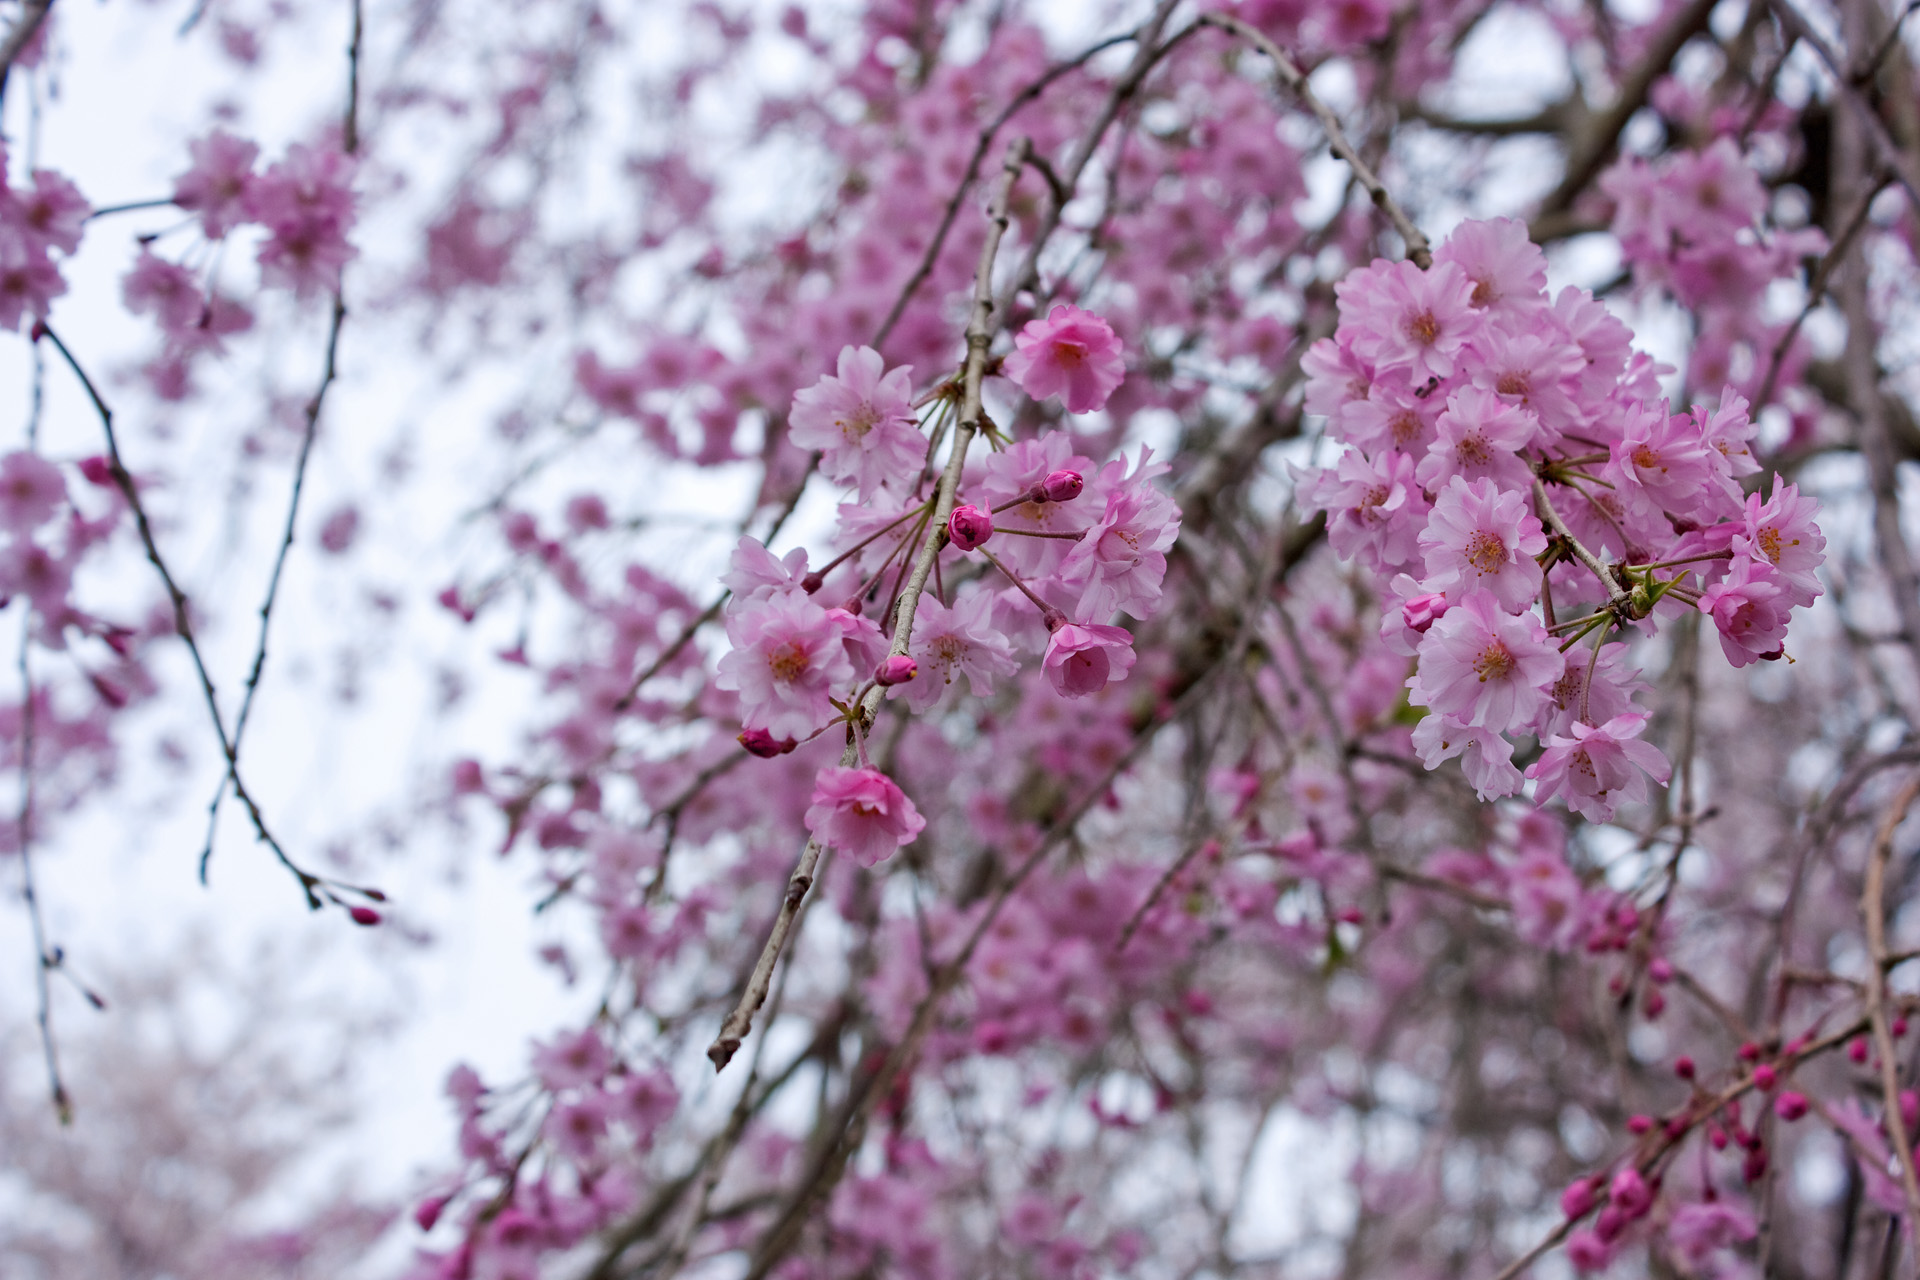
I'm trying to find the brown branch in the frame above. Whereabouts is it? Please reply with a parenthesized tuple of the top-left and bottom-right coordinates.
(1769, 0, 1920, 207)
(1862, 774, 1920, 1231)
(36, 323, 323, 909)
(704, 136, 1033, 1074)
(1532, 0, 1719, 220)
(0, 0, 52, 103)
(1198, 12, 1433, 268)
(15, 613, 69, 1123)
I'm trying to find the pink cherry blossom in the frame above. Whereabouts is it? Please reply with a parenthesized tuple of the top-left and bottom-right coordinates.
(901, 590, 1017, 712)
(1335, 257, 1481, 382)
(1418, 476, 1547, 610)
(1297, 448, 1427, 576)
(0, 451, 67, 534)
(247, 142, 357, 296)
(173, 129, 260, 237)
(804, 766, 926, 867)
(1411, 590, 1558, 733)
(1526, 713, 1671, 823)
(715, 591, 856, 740)
(1415, 385, 1539, 491)
(1432, 215, 1546, 319)
(1061, 450, 1179, 620)
(1698, 557, 1790, 667)
(1410, 713, 1522, 800)
(1042, 622, 1136, 698)
(1733, 477, 1824, 607)
(1002, 304, 1125, 414)
(787, 345, 923, 499)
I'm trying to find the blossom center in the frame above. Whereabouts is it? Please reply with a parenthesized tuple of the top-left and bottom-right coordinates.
(1389, 411, 1421, 447)
(1464, 530, 1507, 574)
(1495, 371, 1529, 397)
(1455, 432, 1492, 467)
(1757, 526, 1786, 564)
(767, 641, 810, 682)
(1631, 444, 1663, 472)
(1405, 310, 1440, 346)
(1473, 641, 1515, 682)
(1470, 278, 1496, 307)
(836, 403, 880, 441)
(1051, 339, 1088, 368)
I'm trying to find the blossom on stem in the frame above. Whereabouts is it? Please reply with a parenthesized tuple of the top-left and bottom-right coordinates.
(1061, 450, 1179, 620)
(789, 345, 923, 499)
(1415, 385, 1538, 491)
(1335, 257, 1480, 382)
(1697, 557, 1790, 667)
(1525, 712, 1671, 823)
(948, 504, 992, 551)
(1410, 713, 1522, 800)
(716, 591, 856, 739)
(1417, 476, 1547, 610)
(804, 766, 926, 867)
(173, 130, 260, 238)
(1733, 477, 1824, 607)
(1002, 304, 1124, 414)
(1410, 590, 1558, 733)
(1042, 622, 1136, 698)
(901, 591, 1017, 712)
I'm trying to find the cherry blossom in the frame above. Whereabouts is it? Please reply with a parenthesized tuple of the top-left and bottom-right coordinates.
(1002, 303, 1124, 414)
(804, 766, 926, 867)
(788, 345, 924, 498)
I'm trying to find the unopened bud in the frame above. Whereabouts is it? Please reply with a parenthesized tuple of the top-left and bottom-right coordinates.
(414, 1194, 450, 1232)
(1039, 469, 1084, 502)
(875, 655, 918, 686)
(1402, 592, 1448, 634)
(1626, 1114, 1652, 1135)
(1752, 1063, 1777, 1091)
(1775, 1091, 1809, 1121)
(738, 728, 798, 758)
(349, 906, 383, 927)
(1559, 1178, 1596, 1219)
(1675, 1056, 1695, 1079)
(79, 455, 115, 487)
(948, 504, 992, 551)
(800, 571, 824, 594)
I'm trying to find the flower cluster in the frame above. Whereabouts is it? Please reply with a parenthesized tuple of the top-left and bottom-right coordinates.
(714, 316, 1177, 866)
(1301, 216, 1825, 820)
(0, 150, 87, 333)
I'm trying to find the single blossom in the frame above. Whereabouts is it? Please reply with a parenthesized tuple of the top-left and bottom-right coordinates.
(804, 766, 926, 867)
(948, 504, 992, 551)
(788, 345, 924, 499)
(1418, 475, 1547, 610)
(1334, 257, 1481, 382)
(173, 129, 260, 238)
(1042, 622, 1136, 698)
(1411, 590, 1558, 733)
(1410, 713, 1522, 800)
(1697, 556, 1790, 667)
(1002, 304, 1125, 414)
(1061, 451, 1179, 620)
(1733, 476, 1824, 607)
(901, 590, 1018, 712)
(715, 590, 856, 740)
(1526, 712, 1671, 823)
(1298, 448, 1427, 576)
(1415, 384, 1539, 492)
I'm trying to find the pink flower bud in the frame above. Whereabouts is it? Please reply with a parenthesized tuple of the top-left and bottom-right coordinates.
(415, 1194, 450, 1232)
(1675, 1055, 1695, 1080)
(1850, 1037, 1869, 1063)
(1626, 1114, 1652, 1135)
(1902, 1089, 1919, 1132)
(948, 504, 992, 551)
(738, 728, 799, 758)
(875, 655, 918, 686)
(1897, 1016, 1910, 1037)
(1742, 1149, 1767, 1183)
(1752, 1063, 1776, 1091)
(1401, 591, 1449, 634)
(1039, 469, 1084, 502)
(1559, 1178, 1596, 1219)
(1648, 957, 1673, 983)
(1737, 1040, 1761, 1061)
(349, 906, 383, 926)
(79, 455, 115, 487)
(1608, 1167, 1650, 1218)
(1774, 1091, 1809, 1121)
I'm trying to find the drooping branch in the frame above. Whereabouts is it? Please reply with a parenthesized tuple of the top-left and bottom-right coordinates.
(704, 135, 1032, 1075)
(1199, 11, 1433, 269)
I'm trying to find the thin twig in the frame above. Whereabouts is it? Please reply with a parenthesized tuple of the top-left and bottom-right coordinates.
(1198, 12, 1433, 268)
(1769, 0, 1920, 207)
(704, 136, 1033, 1074)
(15, 611, 68, 1122)
(1862, 774, 1920, 1232)
(36, 323, 322, 907)
(0, 0, 52, 103)
(1752, 172, 1885, 413)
